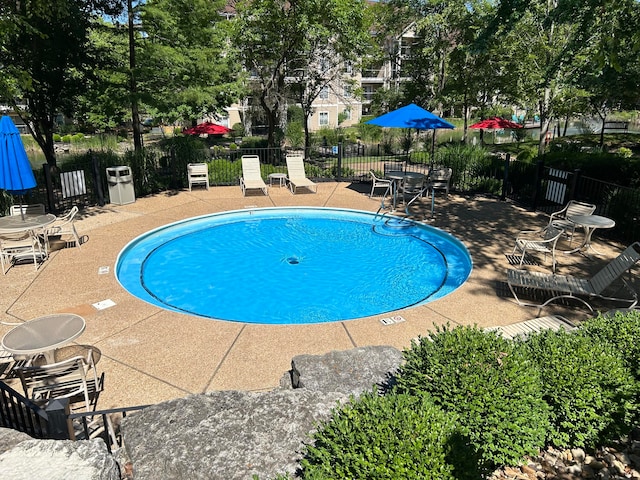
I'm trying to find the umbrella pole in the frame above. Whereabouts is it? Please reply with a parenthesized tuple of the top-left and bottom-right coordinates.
(19, 196, 25, 221)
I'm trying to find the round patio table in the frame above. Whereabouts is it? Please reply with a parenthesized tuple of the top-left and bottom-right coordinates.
(385, 171, 426, 211)
(0, 214, 56, 234)
(564, 214, 615, 255)
(1, 313, 86, 364)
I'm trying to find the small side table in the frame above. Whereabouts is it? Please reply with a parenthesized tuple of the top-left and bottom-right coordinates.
(268, 173, 288, 187)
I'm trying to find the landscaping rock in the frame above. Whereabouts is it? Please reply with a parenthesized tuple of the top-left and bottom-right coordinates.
(0, 438, 119, 480)
(0, 427, 32, 454)
(121, 389, 350, 480)
(282, 345, 403, 394)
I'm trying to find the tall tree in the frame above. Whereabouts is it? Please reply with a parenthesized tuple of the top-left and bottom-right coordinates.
(136, 0, 243, 127)
(0, 0, 123, 166)
(235, 0, 371, 149)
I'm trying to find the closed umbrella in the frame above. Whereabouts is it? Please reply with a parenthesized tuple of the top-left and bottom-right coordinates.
(0, 116, 37, 220)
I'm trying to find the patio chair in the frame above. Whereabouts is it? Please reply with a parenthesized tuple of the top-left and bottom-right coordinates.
(384, 162, 404, 175)
(9, 204, 45, 216)
(426, 167, 452, 198)
(187, 163, 210, 191)
(17, 350, 103, 413)
(401, 174, 429, 215)
(548, 200, 596, 245)
(507, 242, 640, 313)
(512, 225, 564, 272)
(286, 154, 317, 194)
(0, 230, 45, 274)
(45, 205, 81, 251)
(240, 155, 269, 196)
(369, 170, 392, 198)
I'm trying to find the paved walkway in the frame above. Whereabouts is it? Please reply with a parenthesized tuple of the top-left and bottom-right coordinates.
(0, 182, 629, 409)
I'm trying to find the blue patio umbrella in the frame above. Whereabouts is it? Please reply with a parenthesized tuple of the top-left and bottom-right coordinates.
(0, 116, 37, 220)
(365, 103, 455, 130)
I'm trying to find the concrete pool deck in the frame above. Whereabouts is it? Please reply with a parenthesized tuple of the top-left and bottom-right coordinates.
(0, 182, 633, 409)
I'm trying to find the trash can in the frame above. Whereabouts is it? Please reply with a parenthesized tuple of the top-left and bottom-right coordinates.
(106, 166, 135, 205)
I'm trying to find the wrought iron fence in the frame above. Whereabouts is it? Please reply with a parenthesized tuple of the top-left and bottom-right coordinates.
(2, 146, 638, 243)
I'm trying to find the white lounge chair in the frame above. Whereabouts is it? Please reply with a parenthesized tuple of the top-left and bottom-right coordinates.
(549, 200, 596, 245)
(187, 163, 210, 191)
(0, 230, 45, 274)
(512, 225, 564, 272)
(485, 315, 576, 340)
(507, 242, 640, 313)
(286, 154, 317, 194)
(240, 155, 268, 196)
(9, 204, 45, 216)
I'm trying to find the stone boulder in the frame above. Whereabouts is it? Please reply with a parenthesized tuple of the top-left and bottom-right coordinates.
(122, 389, 350, 480)
(0, 438, 120, 480)
(281, 345, 403, 394)
(0, 427, 32, 455)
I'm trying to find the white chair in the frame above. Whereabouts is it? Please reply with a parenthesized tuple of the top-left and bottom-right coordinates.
(512, 225, 564, 272)
(286, 154, 318, 194)
(187, 163, 210, 191)
(549, 200, 596, 245)
(369, 170, 392, 197)
(240, 155, 269, 196)
(9, 204, 45, 217)
(507, 242, 640, 313)
(0, 230, 45, 274)
(427, 167, 452, 198)
(17, 351, 103, 413)
(46, 205, 81, 250)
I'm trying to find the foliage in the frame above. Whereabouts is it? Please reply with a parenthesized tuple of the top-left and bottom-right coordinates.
(300, 391, 480, 479)
(0, 0, 124, 166)
(521, 329, 637, 449)
(434, 144, 503, 194)
(231, 123, 245, 138)
(285, 122, 304, 149)
(578, 311, 640, 424)
(136, 0, 244, 125)
(394, 325, 549, 473)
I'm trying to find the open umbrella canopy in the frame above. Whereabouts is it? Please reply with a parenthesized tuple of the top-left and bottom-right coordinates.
(0, 116, 36, 195)
(183, 122, 232, 136)
(365, 103, 455, 130)
(469, 117, 523, 130)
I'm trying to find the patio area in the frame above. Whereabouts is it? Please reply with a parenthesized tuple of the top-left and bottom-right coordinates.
(0, 181, 632, 410)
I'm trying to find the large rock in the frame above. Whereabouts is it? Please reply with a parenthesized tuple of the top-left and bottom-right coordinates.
(122, 389, 349, 480)
(283, 345, 403, 394)
(0, 438, 120, 480)
(0, 427, 32, 455)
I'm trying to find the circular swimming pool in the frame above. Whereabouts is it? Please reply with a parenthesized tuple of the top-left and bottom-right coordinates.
(116, 207, 472, 324)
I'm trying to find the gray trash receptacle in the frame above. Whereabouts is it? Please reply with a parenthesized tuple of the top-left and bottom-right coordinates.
(106, 166, 135, 205)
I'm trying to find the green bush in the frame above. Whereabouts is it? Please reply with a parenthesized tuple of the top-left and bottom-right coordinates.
(394, 325, 549, 473)
(300, 391, 479, 479)
(53, 133, 62, 142)
(577, 311, 640, 424)
(521, 328, 637, 449)
(62, 134, 72, 143)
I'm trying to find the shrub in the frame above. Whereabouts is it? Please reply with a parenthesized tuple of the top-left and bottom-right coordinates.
(53, 133, 62, 142)
(577, 311, 640, 424)
(62, 134, 72, 143)
(521, 328, 637, 449)
(394, 325, 549, 473)
(300, 391, 479, 479)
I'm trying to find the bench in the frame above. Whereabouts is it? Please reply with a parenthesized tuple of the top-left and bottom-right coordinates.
(603, 121, 629, 132)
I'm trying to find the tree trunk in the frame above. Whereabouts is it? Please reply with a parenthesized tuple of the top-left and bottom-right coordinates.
(128, 0, 142, 153)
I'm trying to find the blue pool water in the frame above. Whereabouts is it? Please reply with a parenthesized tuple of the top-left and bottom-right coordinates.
(116, 207, 472, 324)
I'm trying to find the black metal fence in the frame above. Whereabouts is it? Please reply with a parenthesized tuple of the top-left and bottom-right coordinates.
(3, 145, 639, 243)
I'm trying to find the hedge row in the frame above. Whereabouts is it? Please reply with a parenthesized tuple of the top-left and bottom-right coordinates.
(288, 310, 640, 479)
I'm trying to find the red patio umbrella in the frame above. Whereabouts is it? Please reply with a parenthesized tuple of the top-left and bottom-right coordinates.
(183, 122, 232, 135)
(469, 117, 523, 130)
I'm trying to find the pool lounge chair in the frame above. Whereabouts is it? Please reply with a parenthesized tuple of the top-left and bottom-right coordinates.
(507, 242, 640, 313)
(240, 155, 269, 196)
(286, 154, 317, 194)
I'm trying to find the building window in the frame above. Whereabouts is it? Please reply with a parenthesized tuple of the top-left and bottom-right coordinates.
(363, 85, 374, 101)
(345, 61, 353, 74)
(319, 86, 329, 99)
(343, 109, 351, 121)
(319, 112, 329, 126)
(343, 85, 352, 98)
